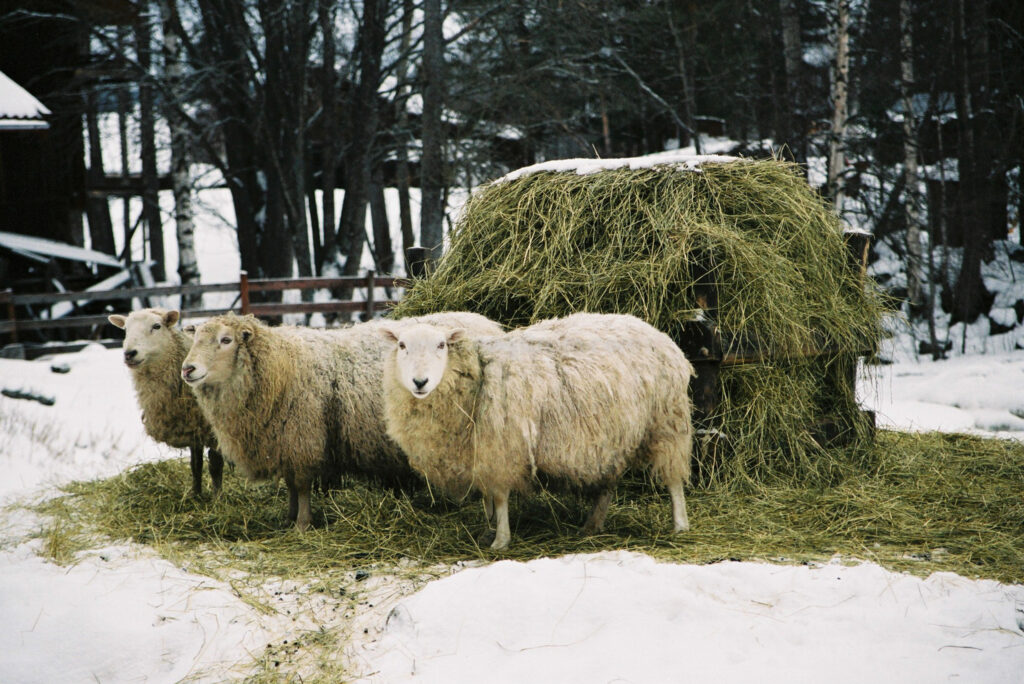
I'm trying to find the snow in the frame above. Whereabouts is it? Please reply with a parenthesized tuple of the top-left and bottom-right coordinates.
(2, 336, 1023, 682)
(497, 151, 742, 183)
(358, 552, 1024, 684)
(0, 543, 269, 683)
(0, 69, 50, 126)
(859, 350, 1024, 438)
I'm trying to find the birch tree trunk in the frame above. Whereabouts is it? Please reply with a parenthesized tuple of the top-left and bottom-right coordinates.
(827, 0, 850, 215)
(899, 0, 925, 314)
(157, 0, 201, 306)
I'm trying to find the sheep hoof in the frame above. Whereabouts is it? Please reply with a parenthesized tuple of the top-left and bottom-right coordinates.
(476, 529, 496, 547)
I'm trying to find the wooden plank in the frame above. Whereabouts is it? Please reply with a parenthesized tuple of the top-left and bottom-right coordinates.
(240, 271, 250, 314)
(11, 281, 239, 306)
(0, 314, 114, 333)
(245, 300, 400, 317)
(247, 275, 405, 292)
(1, 289, 16, 343)
(6, 276, 405, 307)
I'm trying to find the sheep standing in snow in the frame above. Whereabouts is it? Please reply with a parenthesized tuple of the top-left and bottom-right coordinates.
(379, 312, 694, 549)
(181, 311, 502, 530)
(108, 308, 224, 496)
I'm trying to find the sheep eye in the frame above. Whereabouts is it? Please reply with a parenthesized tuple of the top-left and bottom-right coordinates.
(220, 337, 232, 345)
(437, 341, 445, 350)
(398, 341, 406, 350)
(152, 323, 161, 331)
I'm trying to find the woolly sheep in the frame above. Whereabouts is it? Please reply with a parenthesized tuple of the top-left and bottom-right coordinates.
(379, 312, 694, 549)
(108, 308, 224, 496)
(181, 311, 503, 530)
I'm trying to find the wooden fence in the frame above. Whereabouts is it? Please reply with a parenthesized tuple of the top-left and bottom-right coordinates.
(0, 270, 408, 345)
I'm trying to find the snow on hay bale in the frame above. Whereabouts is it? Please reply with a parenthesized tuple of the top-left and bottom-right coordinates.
(392, 155, 889, 484)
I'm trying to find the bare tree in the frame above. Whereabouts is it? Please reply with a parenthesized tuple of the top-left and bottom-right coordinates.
(137, 6, 165, 281)
(779, 0, 807, 165)
(335, 0, 388, 277)
(420, 0, 445, 264)
(827, 0, 850, 214)
(899, 0, 925, 315)
(156, 0, 200, 305)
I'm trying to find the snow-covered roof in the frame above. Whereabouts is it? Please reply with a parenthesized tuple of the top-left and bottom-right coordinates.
(497, 151, 742, 183)
(0, 69, 51, 130)
(0, 230, 122, 268)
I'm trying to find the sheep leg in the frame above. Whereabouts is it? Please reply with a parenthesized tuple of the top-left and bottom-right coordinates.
(287, 486, 299, 523)
(285, 476, 312, 531)
(580, 487, 614, 535)
(189, 440, 204, 497)
(208, 447, 224, 494)
(482, 495, 494, 523)
(294, 485, 312, 531)
(668, 480, 690, 532)
(490, 490, 511, 550)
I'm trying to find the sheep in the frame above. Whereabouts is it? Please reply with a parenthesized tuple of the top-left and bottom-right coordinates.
(379, 312, 694, 550)
(181, 311, 503, 530)
(108, 308, 224, 496)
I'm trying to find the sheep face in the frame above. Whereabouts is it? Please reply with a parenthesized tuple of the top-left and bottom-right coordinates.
(182, 319, 253, 388)
(108, 309, 181, 370)
(381, 324, 465, 398)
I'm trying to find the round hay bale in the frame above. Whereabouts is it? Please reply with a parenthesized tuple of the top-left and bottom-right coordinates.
(393, 156, 889, 486)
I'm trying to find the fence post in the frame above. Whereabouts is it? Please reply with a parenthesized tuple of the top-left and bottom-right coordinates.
(405, 246, 429, 279)
(239, 270, 250, 315)
(1, 289, 17, 343)
(365, 270, 376, 320)
(678, 249, 723, 482)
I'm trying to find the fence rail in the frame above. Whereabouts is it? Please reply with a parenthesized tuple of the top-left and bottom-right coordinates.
(0, 270, 409, 341)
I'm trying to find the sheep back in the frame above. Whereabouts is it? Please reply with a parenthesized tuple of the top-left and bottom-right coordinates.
(192, 311, 501, 486)
(384, 312, 693, 498)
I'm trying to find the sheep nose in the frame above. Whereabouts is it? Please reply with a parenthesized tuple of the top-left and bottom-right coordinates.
(182, 364, 195, 379)
(413, 377, 428, 390)
(124, 349, 137, 361)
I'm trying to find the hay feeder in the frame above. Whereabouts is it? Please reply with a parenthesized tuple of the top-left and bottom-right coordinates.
(395, 155, 887, 484)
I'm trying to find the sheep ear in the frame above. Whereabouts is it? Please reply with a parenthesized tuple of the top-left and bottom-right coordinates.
(108, 314, 127, 329)
(377, 326, 399, 343)
(164, 310, 181, 327)
(447, 328, 466, 344)
(240, 329, 253, 343)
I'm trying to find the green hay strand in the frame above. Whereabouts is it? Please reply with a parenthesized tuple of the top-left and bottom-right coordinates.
(35, 431, 1024, 585)
(390, 160, 890, 483)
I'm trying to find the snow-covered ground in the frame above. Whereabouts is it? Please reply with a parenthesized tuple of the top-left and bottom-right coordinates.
(1, 340, 1023, 683)
(2, 144, 1023, 681)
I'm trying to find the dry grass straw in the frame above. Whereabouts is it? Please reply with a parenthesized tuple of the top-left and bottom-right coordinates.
(391, 160, 890, 485)
(36, 431, 1024, 585)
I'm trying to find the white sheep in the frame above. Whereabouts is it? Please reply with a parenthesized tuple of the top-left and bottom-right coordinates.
(108, 308, 224, 496)
(181, 311, 503, 530)
(379, 312, 694, 549)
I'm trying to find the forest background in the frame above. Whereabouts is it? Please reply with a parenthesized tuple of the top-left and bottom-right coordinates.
(0, 0, 1021, 353)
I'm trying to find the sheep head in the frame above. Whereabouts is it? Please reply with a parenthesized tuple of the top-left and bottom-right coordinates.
(108, 309, 181, 370)
(182, 314, 257, 388)
(379, 323, 465, 399)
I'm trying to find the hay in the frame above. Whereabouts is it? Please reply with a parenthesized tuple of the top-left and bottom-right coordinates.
(391, 159, 889, 483)
(35, 431, 1024, 584)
